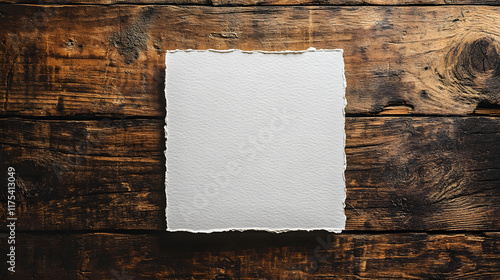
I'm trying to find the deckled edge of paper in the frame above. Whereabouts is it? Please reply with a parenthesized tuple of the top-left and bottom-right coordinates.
(164, 55, 169, 230)
(341, 49, 347, 234)
(165, 48, 347, 233)
(167, 227, 344, 234)
(165, 46, 342, 55)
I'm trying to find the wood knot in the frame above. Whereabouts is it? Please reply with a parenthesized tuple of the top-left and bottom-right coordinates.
(469, 39, 498, 73)
(453, 37, 498, 80)
(441, 36, 500, 110)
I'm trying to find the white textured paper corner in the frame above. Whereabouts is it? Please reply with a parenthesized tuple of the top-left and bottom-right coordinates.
(165, 48, 346, 233)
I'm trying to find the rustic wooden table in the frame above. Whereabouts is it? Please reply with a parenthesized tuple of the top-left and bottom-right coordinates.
(0, 1, 499, 279)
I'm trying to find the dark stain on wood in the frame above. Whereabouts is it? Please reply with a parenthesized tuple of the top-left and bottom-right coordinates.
(56, 96, 64, 112)
(22, 42, 41, 94)
(373, 7, 393, 31)
(16, 159, 59, 202)
(4, 62, 14, 110)
(109, 7, 156, 64)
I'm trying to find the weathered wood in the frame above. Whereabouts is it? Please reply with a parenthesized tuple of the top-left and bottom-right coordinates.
(1, 0, 499, 5)
(0, 118, 166, 230)
(1, 117, 498, 231)
(345, 116, 499, 231)
(1, 232, 498, 279)
(1, 5, 499, 117)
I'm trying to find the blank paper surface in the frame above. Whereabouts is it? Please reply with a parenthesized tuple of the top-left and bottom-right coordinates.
(165, 48, 346, 233)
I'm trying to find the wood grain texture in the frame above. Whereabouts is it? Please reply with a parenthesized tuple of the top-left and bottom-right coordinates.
(0, 3, 498, 278)
(0, 118, 166, 230)
(1, 5, 499, 117)
(1, 0, 499, 5)
(1, 117, 498, 231)
(0, 232, 498, 279)
(346, 116, 499, 231)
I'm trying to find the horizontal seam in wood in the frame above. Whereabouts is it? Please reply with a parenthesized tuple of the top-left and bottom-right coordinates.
(1, 3, 499, 7)
(1, 229, 498, 235)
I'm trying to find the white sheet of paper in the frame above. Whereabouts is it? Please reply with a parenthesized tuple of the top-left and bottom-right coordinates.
(165, 48, 346, 233)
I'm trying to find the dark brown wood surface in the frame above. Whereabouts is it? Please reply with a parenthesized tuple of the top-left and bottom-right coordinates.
(0, 2, 498, 279)
(1, 5, 500, 117)
(0, 117, 498, 232)
(4, 232, 500, 279)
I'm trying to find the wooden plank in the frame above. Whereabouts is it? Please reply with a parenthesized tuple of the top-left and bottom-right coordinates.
(0, 118, 166, 230)
(1, 232, 498, 279)
(345, 116, 499, 231)
(1, 0, 499, 6)
(1, 5, 499, 117)
(0, 117, 498, 231)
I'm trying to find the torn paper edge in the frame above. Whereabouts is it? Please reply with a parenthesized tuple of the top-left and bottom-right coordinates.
(166, 227, 344, 234)
(164, 48, 347, 233)
(166, 47, 340, 55)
